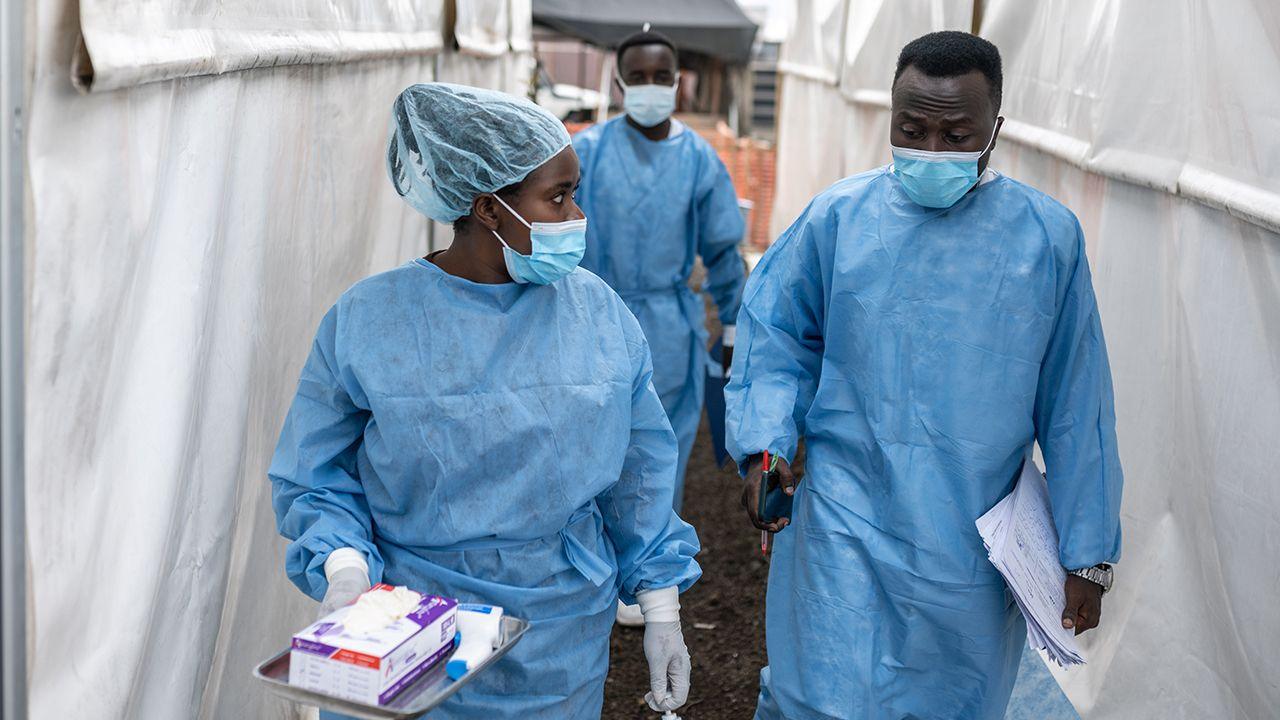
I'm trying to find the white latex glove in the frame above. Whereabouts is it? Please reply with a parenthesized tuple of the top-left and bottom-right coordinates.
(638, 587, 690, 712)
(318, 566, 370, 619)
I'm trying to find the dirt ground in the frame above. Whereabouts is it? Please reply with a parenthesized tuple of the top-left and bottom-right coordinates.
(603, 421, 770, 719)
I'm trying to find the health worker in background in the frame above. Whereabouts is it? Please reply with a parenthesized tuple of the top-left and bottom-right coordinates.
(727, 32, 1123, 719)
(573, 28, 747, 520)
(269, 83, 700, 720)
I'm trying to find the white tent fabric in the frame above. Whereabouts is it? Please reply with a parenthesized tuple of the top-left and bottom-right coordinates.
(770, 75, 847, 235)
(776, 0, 846, 83)
(770, 2, 1280, 718)
(24, 1, 530, 719)
(509, 0, 534, 54)
(455, 0, 513, 57)
(981, 2, 1280, 717)
(74, 0, 447, 92)
(769, 0, 850, 239)
(982, 1, 1280, 235)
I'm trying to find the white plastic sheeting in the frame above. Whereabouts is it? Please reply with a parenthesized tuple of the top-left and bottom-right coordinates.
(771, 2, 1280, 718)
(996, 145, 1280, 720)
(983, 2, 1280, 235)
(455, 0, 512, 57)
(775, 0, 846, 83)
(769, 0, 851, 239)
(509, 0, 534, 54)
(24, 1, 530, 719)
(770, 75, 847, 237)
(74, 0, 447, 92)
(982, 2, 1280, 717)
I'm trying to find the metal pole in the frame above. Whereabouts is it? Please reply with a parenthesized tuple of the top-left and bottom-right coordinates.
(0, 0, 27, 716)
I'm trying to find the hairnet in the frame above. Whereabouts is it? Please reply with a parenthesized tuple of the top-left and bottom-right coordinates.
(387, 83, 572, 223)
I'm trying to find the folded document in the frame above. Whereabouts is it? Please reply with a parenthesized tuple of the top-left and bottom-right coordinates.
(976, 457, 1085, 668)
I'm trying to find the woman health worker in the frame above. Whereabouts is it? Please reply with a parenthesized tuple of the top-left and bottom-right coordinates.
(269, 83, 700, 719)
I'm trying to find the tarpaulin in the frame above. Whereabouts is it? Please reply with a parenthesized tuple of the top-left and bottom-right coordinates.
(455, 0, 512, 57)
(23, 2, 530, 719)
(981, 2, 1280, 716)
(532, 0, 758, 64)
(73, 0, 447, 92)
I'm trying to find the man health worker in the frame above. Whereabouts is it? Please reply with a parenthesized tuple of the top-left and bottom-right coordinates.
(727, 32, 1123, 719)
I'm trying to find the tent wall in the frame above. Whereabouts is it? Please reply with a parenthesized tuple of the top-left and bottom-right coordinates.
(74, 0, 448, 93)
(770, 2, 1280, 718)
(769, 0, 848, 238)
(982, 2, 1280, 717)
(24, 1, 530, 719)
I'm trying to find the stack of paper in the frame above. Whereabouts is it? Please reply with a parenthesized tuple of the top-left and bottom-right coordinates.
(976, 457, 1085, 667)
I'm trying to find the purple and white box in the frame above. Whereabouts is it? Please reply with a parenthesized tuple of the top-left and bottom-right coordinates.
(289, 585, 458, 706)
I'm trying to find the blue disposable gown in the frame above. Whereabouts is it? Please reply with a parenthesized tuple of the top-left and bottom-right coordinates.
(573, 118, 746, 508)
(270, 259, 701, 720)
(726, 169, 1123, 720)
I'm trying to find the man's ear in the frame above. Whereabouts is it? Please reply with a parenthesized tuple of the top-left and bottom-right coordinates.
(472, 194, 501, 231)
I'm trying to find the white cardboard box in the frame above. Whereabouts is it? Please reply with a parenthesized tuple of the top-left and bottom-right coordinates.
(289, 585, 458, 705)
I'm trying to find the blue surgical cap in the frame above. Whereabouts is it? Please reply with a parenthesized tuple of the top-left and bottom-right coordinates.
(387, 83, 572, 223)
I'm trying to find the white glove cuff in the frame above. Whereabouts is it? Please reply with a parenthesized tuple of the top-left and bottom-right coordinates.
(324, 547, 369, 581)
(721, 325, 736, 347)
(636, 586, 681, 624)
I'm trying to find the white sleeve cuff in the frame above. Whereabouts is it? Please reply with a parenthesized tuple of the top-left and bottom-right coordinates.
(324, 548, 369, 581)
(635, 586, 681, 624)
(721, 325, 736, 347)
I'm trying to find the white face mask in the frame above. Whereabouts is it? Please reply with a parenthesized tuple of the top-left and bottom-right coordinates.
(619, 74, 680, 128)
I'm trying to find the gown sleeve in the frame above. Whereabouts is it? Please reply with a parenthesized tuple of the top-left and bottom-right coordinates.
(1034, 221, 1124, 570)
(696, 151, 748, 327)
(725, 199, 830, 472)
(597, 304, 702, 604)
(269, 304, 386, 600)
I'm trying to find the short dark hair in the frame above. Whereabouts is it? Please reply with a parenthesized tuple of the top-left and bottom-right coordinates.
(894, 31, 1002, 112)
(615, 28, 678, 69)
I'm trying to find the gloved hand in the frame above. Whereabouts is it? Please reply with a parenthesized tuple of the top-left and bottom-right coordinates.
(643, 619, 691, 712)
(637, 586, 689, 712)
(318, 566, 370, 619)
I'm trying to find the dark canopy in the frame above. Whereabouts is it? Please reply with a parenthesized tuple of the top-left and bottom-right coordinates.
(532, 0, 759, 64)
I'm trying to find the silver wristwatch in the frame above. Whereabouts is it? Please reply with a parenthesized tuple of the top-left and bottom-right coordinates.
(1068, 564, 1114, 594)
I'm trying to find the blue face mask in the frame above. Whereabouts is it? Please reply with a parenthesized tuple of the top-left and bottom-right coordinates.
(890, 125, 999, 208)
(490, 194, 587, 285)
(620, 76, 679, 128)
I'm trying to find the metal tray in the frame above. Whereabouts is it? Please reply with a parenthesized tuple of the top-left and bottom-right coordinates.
(254, 615, 530, 719)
